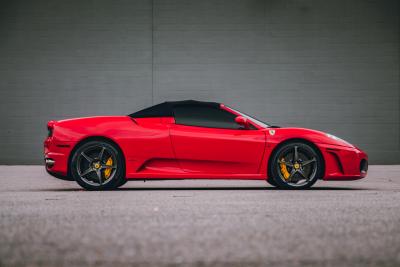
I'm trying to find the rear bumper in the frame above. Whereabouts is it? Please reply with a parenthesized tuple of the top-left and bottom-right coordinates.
(318, 143, 368, 181)
(44, 137, 75, 178)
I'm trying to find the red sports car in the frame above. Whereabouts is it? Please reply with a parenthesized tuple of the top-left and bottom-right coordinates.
(44, 100, 368, 190)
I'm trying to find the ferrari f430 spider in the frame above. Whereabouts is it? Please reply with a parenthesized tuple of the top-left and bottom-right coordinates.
(44, 100, 368, 190)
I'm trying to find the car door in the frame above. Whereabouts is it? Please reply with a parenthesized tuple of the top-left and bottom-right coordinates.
(169, 105, 266, 175)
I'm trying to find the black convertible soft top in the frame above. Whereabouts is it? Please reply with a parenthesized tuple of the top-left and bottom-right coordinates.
(129, 100, 220, 118)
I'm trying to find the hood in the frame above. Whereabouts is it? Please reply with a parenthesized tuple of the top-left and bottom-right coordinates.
(264, 127, 355, 148)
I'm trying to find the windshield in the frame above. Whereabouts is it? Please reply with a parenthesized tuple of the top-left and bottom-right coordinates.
(227, 106, 271, 128)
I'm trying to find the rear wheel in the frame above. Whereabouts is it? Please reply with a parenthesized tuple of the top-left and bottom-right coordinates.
(70, 140, 125, 190)
(269, 142, 323, 189)
(116, 178, 128, 188)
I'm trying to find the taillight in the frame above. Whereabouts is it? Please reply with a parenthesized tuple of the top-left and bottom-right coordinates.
(47, 120, 56, 137)
(47, 126, 53, 137)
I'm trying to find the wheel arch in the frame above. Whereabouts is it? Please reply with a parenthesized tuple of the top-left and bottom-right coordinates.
(267, 138, 325, 180)
(67, 136, 126, 178)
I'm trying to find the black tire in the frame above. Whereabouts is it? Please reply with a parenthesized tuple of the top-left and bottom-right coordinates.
(116, 178, 128, 188)
(269, 142, 323, 189)
(70, 140, 125, 190)
(266, 177, 277, 187)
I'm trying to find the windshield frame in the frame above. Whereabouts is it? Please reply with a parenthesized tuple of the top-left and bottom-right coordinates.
(222, 105, 271, 129)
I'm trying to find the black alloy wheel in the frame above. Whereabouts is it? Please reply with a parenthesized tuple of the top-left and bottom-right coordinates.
(70, 140, 125, 190)
(269, 142, 323, 189)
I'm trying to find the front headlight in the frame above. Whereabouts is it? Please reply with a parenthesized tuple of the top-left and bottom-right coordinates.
(326, 133, 352, 146)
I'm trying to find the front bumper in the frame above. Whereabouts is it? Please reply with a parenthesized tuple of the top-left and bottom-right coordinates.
(318, 143, 368, 180)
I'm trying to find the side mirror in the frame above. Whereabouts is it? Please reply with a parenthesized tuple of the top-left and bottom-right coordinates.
(235, 116, 249, 129)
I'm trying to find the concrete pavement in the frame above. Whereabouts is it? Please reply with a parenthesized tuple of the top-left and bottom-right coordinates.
(1, 165, 400, 266)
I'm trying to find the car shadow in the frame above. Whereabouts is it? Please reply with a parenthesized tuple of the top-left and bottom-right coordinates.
(29, 186, 368, 192)
(117, 186, 366, 191)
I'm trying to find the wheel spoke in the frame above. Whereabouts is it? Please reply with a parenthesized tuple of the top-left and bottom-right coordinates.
(96, 169, 102, 185)
(302, 158, 316, 166)
(98, 147, 105, 162)
(100, 165, 116, 169)
(80, 168, 94, 176)
(288, 169, 297, 180)
(278, 159, 293, 167)
(81, 152, 93, 162)
(298, 169, 308, 180)
(293, 146, 299, 162)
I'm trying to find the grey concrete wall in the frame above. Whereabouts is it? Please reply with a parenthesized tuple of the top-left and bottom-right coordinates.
(0, 0, 399, 164)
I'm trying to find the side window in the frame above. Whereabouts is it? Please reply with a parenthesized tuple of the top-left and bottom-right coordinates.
(173, 106, 240, 129)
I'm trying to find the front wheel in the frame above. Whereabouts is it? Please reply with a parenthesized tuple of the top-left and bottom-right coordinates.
(269, 142, 323, 189)
(70, 140, 126, 190)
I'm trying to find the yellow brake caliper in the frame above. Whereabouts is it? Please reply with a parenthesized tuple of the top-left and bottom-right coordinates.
(104, 157, 113, 179)
(279, 158, 290, 180)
